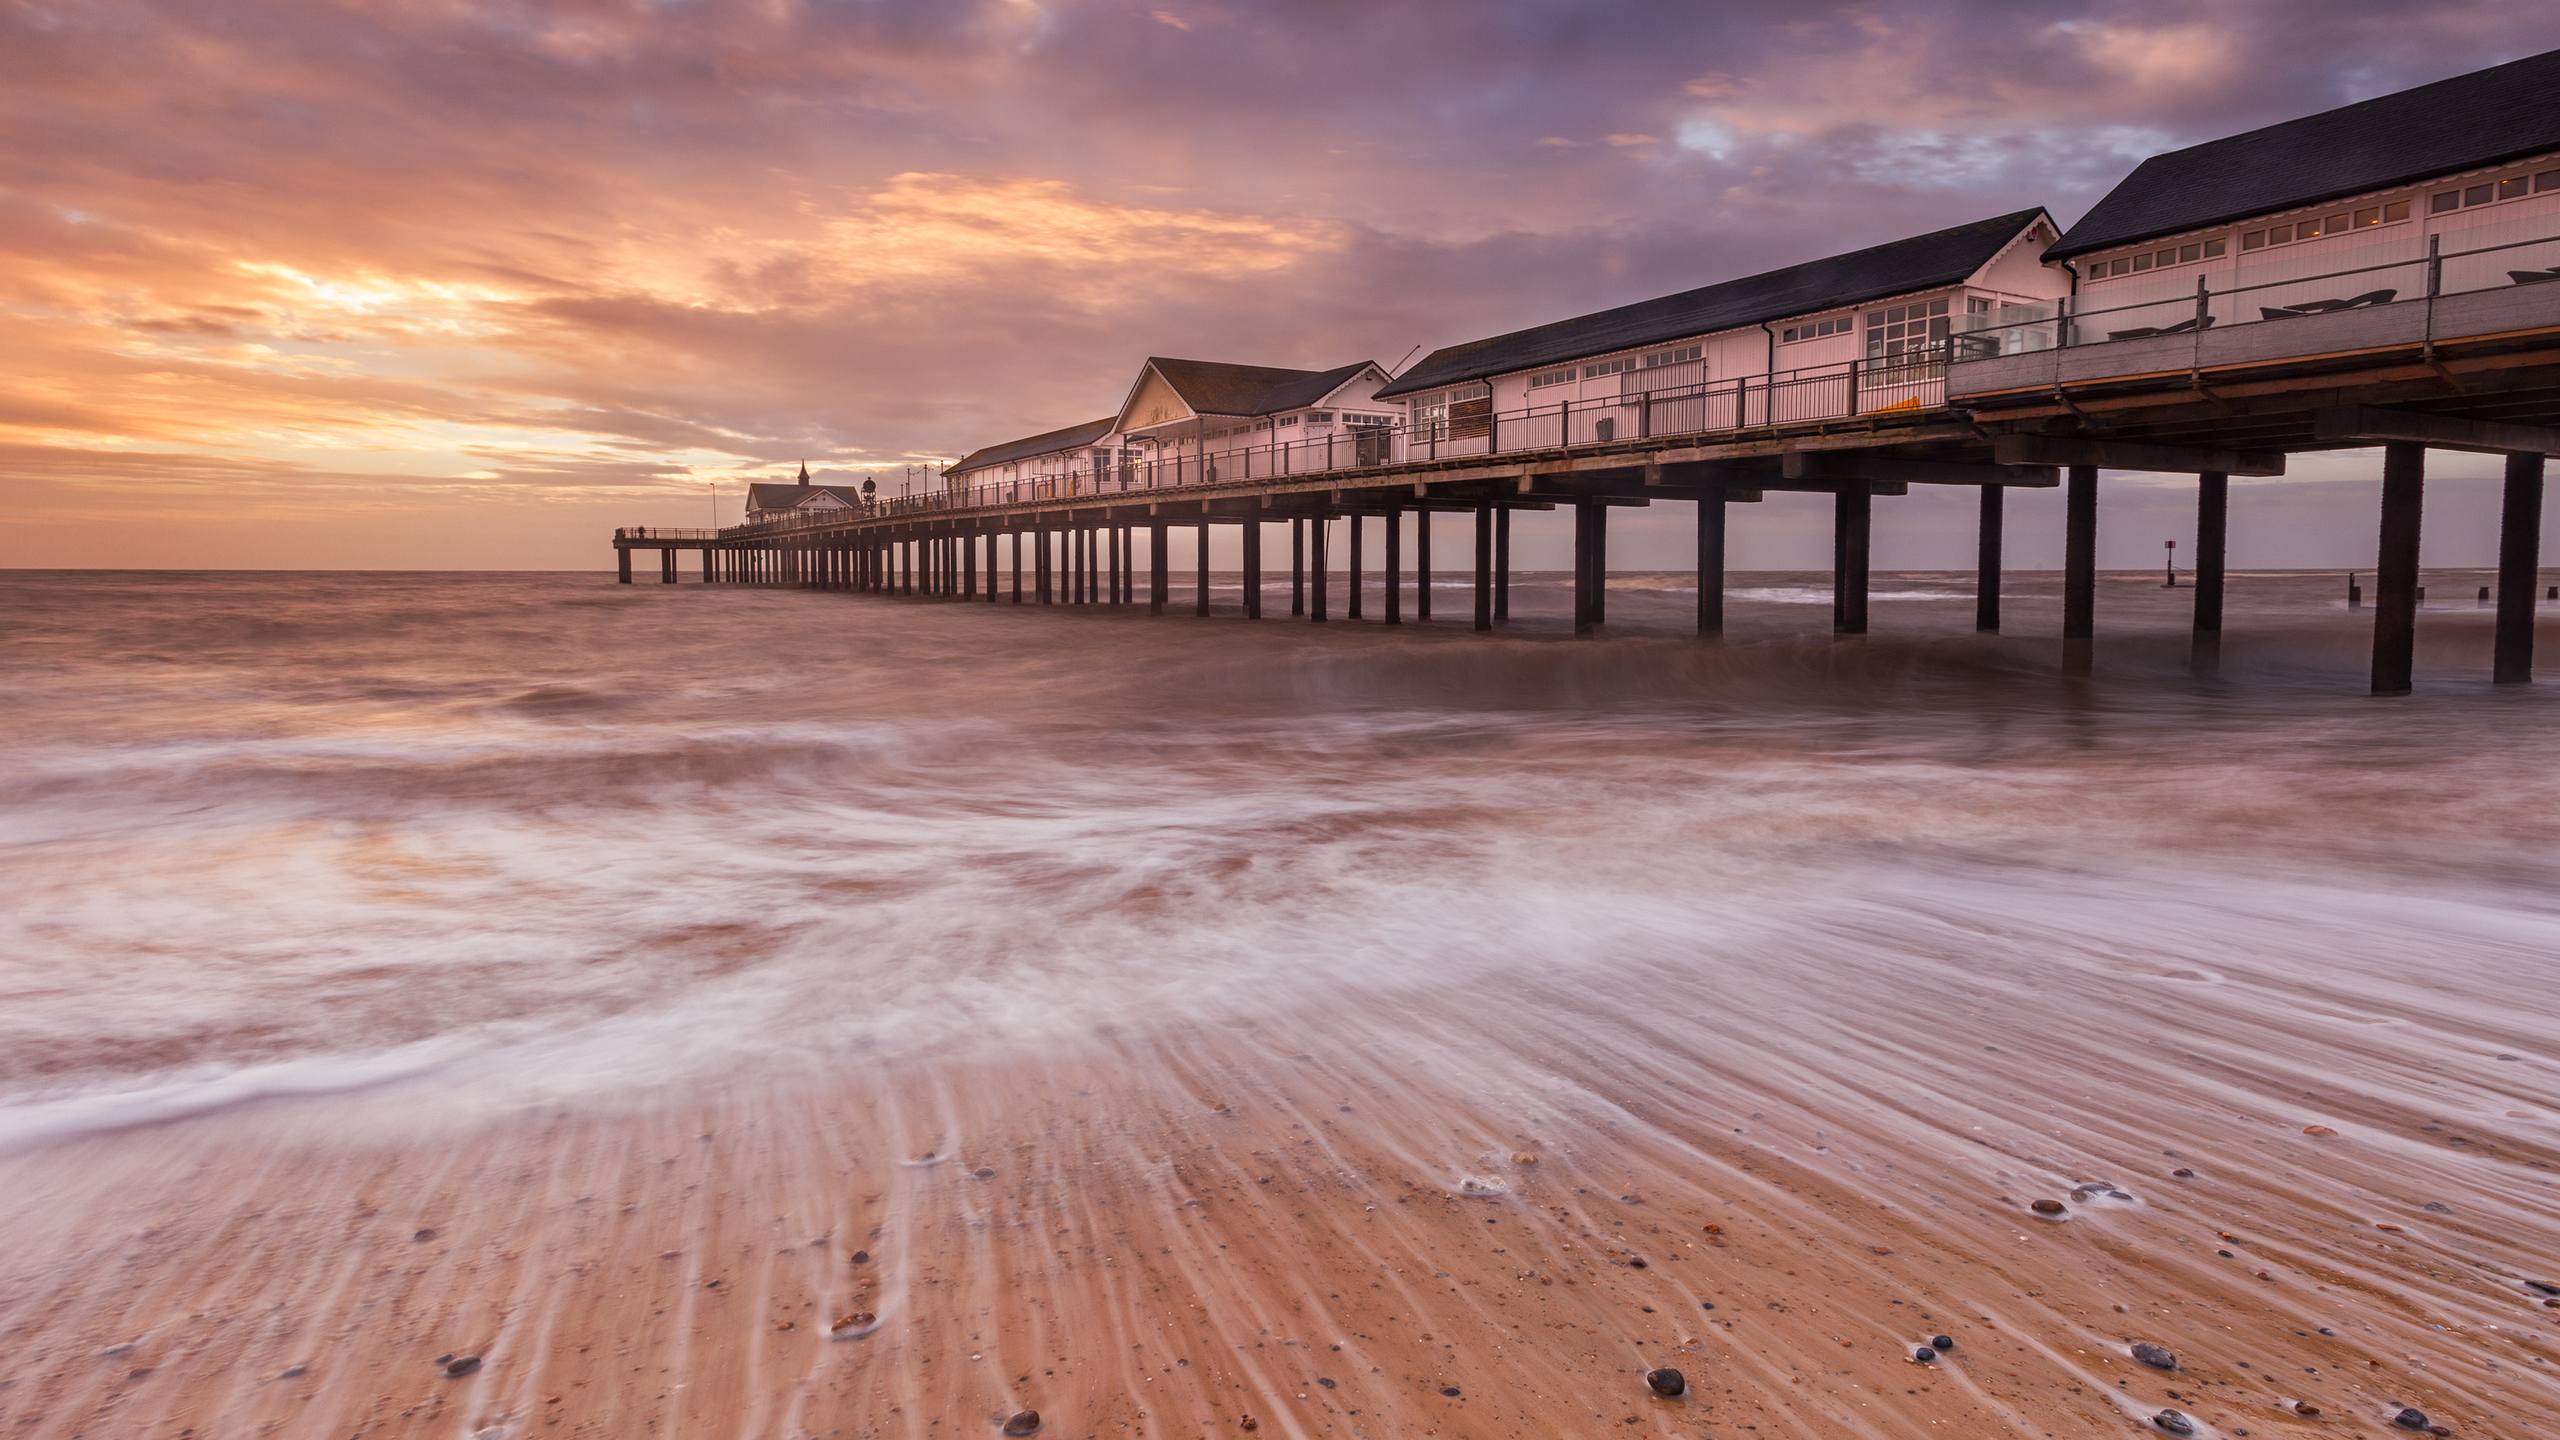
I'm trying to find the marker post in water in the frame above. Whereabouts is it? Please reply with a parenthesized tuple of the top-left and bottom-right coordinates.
(2163, 539, 2176, 588)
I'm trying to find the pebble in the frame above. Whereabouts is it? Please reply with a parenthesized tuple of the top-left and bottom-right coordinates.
(2171, 1168, 2196, 1179)
(1238, 1417, 1257, 1432)
(2153, 1407, 2195, 1436)
(1645, 1367, 1685, 1397)
(1511, 1151, 1537, 1166)
(2132, 1342, 2179, 1371)
(1912, 1347, 1936, 1364)
(1931, 1335, 1955, 1352)
(1002, 1410, 1041, 1436)
(1439, 1385, 1461, 1397)
(828, 1312, 878, 1339)
(413, 1228, 437, 1242)
(851, 1250, 870, 1265)
(1316, 1377, 1335, 1389)
(279, 1364, 306, 1379)
(443, 1355, 481, 1378)
(2303, 1124, 2338, 1137)
(973, 1167, 995, 1180)
(2525, 1280, 2560, 1297)
(2392, 1408, 2430, 1431)
(2031, 1199, 2067, 1216)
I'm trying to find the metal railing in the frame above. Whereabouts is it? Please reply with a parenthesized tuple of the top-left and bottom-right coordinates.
(1952, 213, 2560, 358)
(717, 350, 1954, 537)
(613, 526, 723, 541)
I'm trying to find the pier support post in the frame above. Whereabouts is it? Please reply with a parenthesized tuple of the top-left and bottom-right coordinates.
(1416, 510, 1433, 621)
(1348, 515, 1364, 620)
(1473, 503, 1493, 632)
(1976, 484, 2003, 633)
(2193, 472, 2228, 669)
(1149, 521, 1168, 614)
(2496, 452, 2544, 685)
(1311, 515, 1330, 622)
(1698, 489, 1726, 638)
(2372, 442, 2426, 696)
(2063, 463, 2097, 677)
(964, 532, 977, 598)
(1384, 505, 1403, 625)
(1195, 521, 1211, 617)
(1109, 523, 1122, 607)
(1494, 508, 1511, 623)
(618, 547, 632, 584)
(662, 549, 676, 584)
(1833, 484, 1869, 635)
(1243, 505, 1263, 619)
(1573, 497, 1603, 636)
(1291, 518, 1305, 616)
(1010, 531, 1022, 604)
(702, 548, 714, 584)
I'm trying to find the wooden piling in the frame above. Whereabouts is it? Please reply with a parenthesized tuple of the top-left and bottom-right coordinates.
(2193, 472, 2228, 669)
(2371, 442, 2424, 697)
(1416, 511, 1432, 622)
(1291, 518, 1305, 616)
(618, 548, 632, 584)
(1242, 505, 1263, 619)
(1834, 485, 1870, 635)
(2496, 452, 2544, 685)
(1494, 508, 1510, 623)
(1384, 505, 1403, 625)
(1473, 504, 1493, 632)
(1194, 522, 1211, 617)
(1311, 515, 1330, 623)
(2063, 464, 2097, 676)
(1149, 521, 1168, 614)
(1573, 498, 1599, 636)
(1975, 484, 2003, 633)
(1348, 515, 1364, 620)
(1698, 489, 1726, 638)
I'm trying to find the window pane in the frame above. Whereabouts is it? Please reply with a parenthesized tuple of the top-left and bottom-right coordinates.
(2204, 239, 2227, 257)
(2241, 231, 2265, 251)
(2327, 213, 2350, 232)
(2498, 176, 2528, 199)
(2383, 200, 2410, 221)
(2268, 224, 2292, 243)
(2538, 172, 2560, 194)
(2297, 219, 2322, 239)
(2466, 183, 2493, 204)
(2354, 207, 2380, 227)
(2130, 253, 2152, 271)
(2431, 191, 2460, 214)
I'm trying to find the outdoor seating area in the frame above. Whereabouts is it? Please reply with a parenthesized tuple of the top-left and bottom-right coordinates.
(2259, 288, 2396, 321)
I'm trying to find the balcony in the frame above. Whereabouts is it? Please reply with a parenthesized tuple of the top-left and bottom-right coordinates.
(1949, 215, 2560, 399)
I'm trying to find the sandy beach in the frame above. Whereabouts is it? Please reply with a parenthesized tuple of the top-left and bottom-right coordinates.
(4, 568, 2558, 1438)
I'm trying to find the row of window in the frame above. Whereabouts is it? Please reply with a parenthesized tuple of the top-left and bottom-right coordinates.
(1779, 315, 1851, 344)
(2432, 169, 2560, 214)
(2242, 199, 2413, 252)
(1530, 343, 1710, 388)
(2089, 236, 2231, 278)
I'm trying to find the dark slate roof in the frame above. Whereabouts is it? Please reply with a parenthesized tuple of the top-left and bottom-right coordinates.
(2049, 48, 2560, 260)
(746, 481, 869, 511)
(1374, 210, 2047, 399)
(1148, 358, 1378, 417)
(947, 416, 1117, 475)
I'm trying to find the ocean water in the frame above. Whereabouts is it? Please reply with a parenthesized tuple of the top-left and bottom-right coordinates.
(4, 566, 2559, 1151)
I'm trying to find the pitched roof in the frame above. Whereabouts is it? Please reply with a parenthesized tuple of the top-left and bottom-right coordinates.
(1145, 358, 1380, 418)
(745, 481, 869, 511)
(947, 416, 1118, 475)
(2048, 48, 2560, 260)
(1374, 210, 2049, 399)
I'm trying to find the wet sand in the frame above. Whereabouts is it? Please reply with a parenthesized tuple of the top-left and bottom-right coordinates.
(3, 568, 2559, 1437)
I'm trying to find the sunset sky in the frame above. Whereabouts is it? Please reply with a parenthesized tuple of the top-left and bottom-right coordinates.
(6, 1, 2556, 571)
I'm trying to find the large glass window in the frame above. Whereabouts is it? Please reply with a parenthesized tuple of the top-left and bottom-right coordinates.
(1866, 297, 1950, 359)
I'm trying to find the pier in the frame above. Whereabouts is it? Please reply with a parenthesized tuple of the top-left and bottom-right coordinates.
(614, 50, 2560, 695)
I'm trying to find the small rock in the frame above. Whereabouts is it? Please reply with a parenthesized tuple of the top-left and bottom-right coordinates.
(1645, 1367, 1685, 1396)
(2391, 1408, 2429, 1431)
(279, 1364, 306, 1379)
(1627, 1257, 1648, 1269)
(413, 1228, 437, 1242)
(1002, 1410, 1041, 1436)
(828, 1312, 878, 1339)
(2291, 1401, 2321, 1417)
(2421, 1202, 2450, 1214)
(2171, 1168, 2195, 1179)
(443, 1355, 481, 1378)
(851, 1250, 870, 1265)
(1511, 1151, 1537, 1166)
(2525, 1280, 2560, 1297)
(1931, 1335, 1955, 1352)
(2303, 1124, 2338, 1137)
(2031, 1199, 2067, 1217)
(1912, 1347, 1936, 1364)
(2131, 1342, 2178, 1371)
(973, 1167, 995, 1180)
(2153, 1408, 2195, 1436)
(1316, 1377, 1335, 1389)
(1439, 1385, 1461, 1397)
(1238, 1417, 1257, 1432)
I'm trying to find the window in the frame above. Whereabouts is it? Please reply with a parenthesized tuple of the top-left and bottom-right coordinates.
(2438, 177, 2535, 214)
(2242, 230, 2267, 251)
(2540, 170, 2560, 194)
(1342, 412, 1393, 427)
(1276, 414, 1299, 427)
(1528, 367, 1574, 388)
(1780, 315, 1850, 343)
(1582, 357, 1635, 379)
(2499, 176, 2529, 200)
(1308, 411, 1332, 422)
(1866, 297, 1949, 359)
(2466, 183, 2494, 205)
(1641, 344, 1702, 368)
(2432, 190, 2462, 215)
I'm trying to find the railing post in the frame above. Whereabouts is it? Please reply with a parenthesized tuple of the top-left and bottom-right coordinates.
(2057, 294, 2074, 350)
(2425, 232, 2443, 298)
(1559, 397, 1569, 448)
(2195, 275, 2210, 329)
(1639, 388, 1651, 440)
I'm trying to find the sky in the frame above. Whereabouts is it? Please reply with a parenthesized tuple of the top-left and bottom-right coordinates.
(3, 0, 2555, 572)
